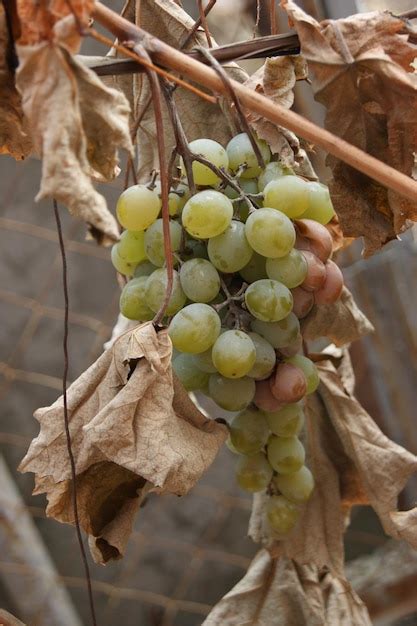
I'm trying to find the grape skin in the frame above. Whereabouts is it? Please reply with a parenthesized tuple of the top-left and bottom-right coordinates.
(266, 249, 308, 289)
(303, 182, 335, 225)
(182, 190, 233, 239)
(263, 176, 310, 218)
(180, 138, 229, 186)
(266, 495, 300, 534)
(133, 260, 158, 278)
(245, 279, 293, 322)
(251, 314, 300, 349)
(146, 268, 186, 316)
(191, 348, 217, 374)
(173, 353, 209, 391)
(229, 408, 269, 455)
(179, 258, 220, 303)
(239, 253, 267, 283)
(111, 244, 137, 276)
(226, 133, 271, 179)
(274, 466, 315, 503)
(119, 277, 154, 321)
(208, 220, 253, 273)
(208, 374, 256, 411)
(258, 162, 288, 191)
(267, 435, 305, 474)
(116, 184, 161, 231)
(212, 330, 256, 379)
(286, 355, 319, 394)
(168, 303, 221, 354)
(118, 230, 147, 264)
(266, 402, 305, 437)
(144, 219, 182, 267)
(245, 208, 295, 258)
(247, 332, 276, 380)
(236, 453, 273, 492)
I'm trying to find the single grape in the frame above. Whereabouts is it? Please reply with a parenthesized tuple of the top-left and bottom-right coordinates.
(266, 402, 305, 437)
(267, 435, 305, 474)
(173, 353, 210, 391)
(245, 279, 293, 322)
(274, 466, 314, 503)
(291, 287, 315, 319)
(168, 303, 221, 354)
(208, 220, 253, 273)
(152, 181, 182, 216)
(116, 184, 161, 231)
(117, 230, 147, 264)
(286, 355, 319, 394)
(295, 219, 332, 263)
(269, 362, 307, 404)
(251, 314, 300, 349)
(263, 176, 309, 218)
(146, 268, 186, 316)
(258, 162, 289, 191)
(254, 378, 283, 412)
(229, 408, 269, 455)
(245, 208, 295, 258)
(119, 277, 154, 321)
(180, 258, 220, 303)
(266, 249, 308, 289)
(182, 190, 233, 239)
(226, 133, 271, 179)
(300, 251, 326, 292)
(239, 253, 267, 283)
(303, 181, 335, 225)
(133, 260, 158, 278)
(111, 244, 137, 276)
(212, 330, 256, 379)
(314, 260, 344, 305)
(191, 348, 217, 373)
(208, 374, 256, 411)
(247, 332, 276, 380)
(180, 138, 229, 186)
(266, 495, 300, 534)
(236, 453, 273, 493)
(144, 219, 182, 267)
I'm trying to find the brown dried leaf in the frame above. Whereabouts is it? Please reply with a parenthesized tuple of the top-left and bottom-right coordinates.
(282, 1, 417, 255)
(301, 287, 374, 346)
(15, 18, 132, 245)
(0, 610, 26, 626)
(19, 323, 227, 563)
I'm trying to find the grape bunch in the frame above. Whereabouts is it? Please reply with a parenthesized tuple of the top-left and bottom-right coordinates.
(111, 133, 344, 536)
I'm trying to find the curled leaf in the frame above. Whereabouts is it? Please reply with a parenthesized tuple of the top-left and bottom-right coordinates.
(19, 323, 227, 563)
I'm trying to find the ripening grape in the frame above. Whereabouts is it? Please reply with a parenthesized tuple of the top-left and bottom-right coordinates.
(229, 408, 269, 454)
(266, 249, 308, 289)
(274, 466, 315, 504)
(144, 219, 182, 267)
(266, 402, 305, 438)
(212, 330, 256, 378)
(291, 287, 315, 319)
(258, 161, 288, 191)
(111, 244, 137, 276)
(181, 138, 229, 186)
(295, 219, 332, 263)
(226, 133, 271, 179)
(254, 378, 284, 412)
(208, 374, 256, 411)
(172, 353, 209, 391)
(146, 268, 186, 316)
(269, 362, 307, 404)
(251, 314, 300, 349)
(245, 279, 293, 322)
(286, 355, 319, 394)
(179, 258, 220, 303)
(301, 251, 326, 292)
(182, 190, 233, 239)
(303, 181, 335, 225)
(168, 303, 221, 354)
(236, 453, 273, 492)
(245, 208, 295, 258)
(267, 435, 305, 474)
(133, 260, 158, 278)
(118, 230, 147, 264)
(239, 253, 267, 283)
(247, 332, 276, 380)
(116, 184, 161, 231)
(208, 220, 253, 273)
(263, 176, 309, 218)
(191, 348, 217, 373)
(119, 277, 154, 321)
(314, 260, 344, 305)
(153, 181, 182, 217)
(266, 495, 300, 534)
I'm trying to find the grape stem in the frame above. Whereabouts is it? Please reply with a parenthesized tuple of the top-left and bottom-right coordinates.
(214, 278, 249, 330)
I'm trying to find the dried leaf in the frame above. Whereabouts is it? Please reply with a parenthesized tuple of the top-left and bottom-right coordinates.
(19, 323, 227, 563)
(0, 6, 31, 159)
(301, 287, 374, 346)
(204, 550, 370, 626)
(15, 18, 132, 245)
(0, 610, 26, 626)
(282, 1, 417, 255)
(16, 0, 93, 46)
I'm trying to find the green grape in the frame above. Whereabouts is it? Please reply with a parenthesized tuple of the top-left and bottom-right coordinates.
(208, 374, 256, 411)
(144, 219, 182, 267)
(180, 259, 220, 303)
(168, 303, 221, 354)
(286, 355, 319, 394)
(245, 279, 293, 322)
(245, 208, 295, 258)
(146, 268, 186, 316)
(117, 230, 147, 264)
(251, 314, 300, 349)
(267, 435, 305, 474)
(182, 190, 233, 239)
(212, 330, 256, 379)
(258, 162, 288, 191)
(266, 495, 300, 534)
(116, 184, 161, 231)
(239, 253, 267, 283)
(230, 408, 269, 454)
(191, 348, 217, 373)
(172, 353, 209, 391)
(226, 133, 271, 179)
(180, 138, 229, 186)
(133, 260, 158, 278)
(274, 466, 314, 504)
(153, 181, 182, 217)
(111, 244, 137, 276)
(208, 220, 253, 273)
(183, 238, 209, 260)
(265, 402, 305, 437)
(263, 176, 309, 218)
(247, 332, 276, 380)
(119, 277, 154, 321)
(236, 453, 273, 492)
(303, 181, 335, 225)
(266, 249, 308, 289)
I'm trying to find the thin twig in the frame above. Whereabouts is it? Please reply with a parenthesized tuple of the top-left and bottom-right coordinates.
(270, 0, 277, 36)
(197, 0, 212, 47)
(181, 0, 217, 48)
(53, 201, 97, 626)
(253, 0, 261, 38)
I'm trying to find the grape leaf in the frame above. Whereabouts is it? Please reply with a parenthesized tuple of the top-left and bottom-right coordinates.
(19, 323, 227, 564)
(282, 1, 417, 255)
(0, 610, 26, 626)
(16, 0, 94, 46)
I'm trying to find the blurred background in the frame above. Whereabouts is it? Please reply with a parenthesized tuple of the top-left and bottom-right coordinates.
(1, 0, 417, 624)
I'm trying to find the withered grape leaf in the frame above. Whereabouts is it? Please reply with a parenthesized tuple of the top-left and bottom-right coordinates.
(19, 323, 227, 563)
(282, 0, 417, 255)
